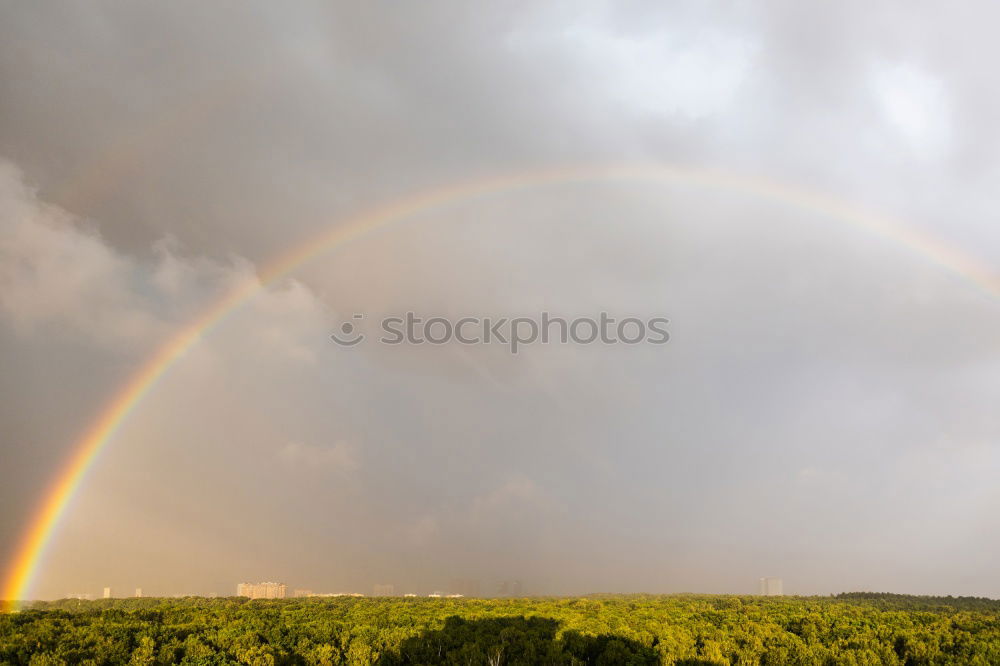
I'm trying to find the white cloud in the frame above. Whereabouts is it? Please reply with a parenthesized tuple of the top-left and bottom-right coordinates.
(508, 10, 755, 119)
(870, 62, 952, 159)
(0, 161, 159, 344)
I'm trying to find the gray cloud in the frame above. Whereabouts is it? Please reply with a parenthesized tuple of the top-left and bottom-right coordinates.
(1, 1, 998, 599)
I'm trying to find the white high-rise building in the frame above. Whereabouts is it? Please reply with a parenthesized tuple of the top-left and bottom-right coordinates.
(103, 587, 112, 599)
(758, 577, 783, 596)
(135, 588, 142, 598)
(236, 582, 287, 599)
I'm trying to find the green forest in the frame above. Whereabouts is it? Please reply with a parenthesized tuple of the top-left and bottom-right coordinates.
(3, 593, 1000, 665)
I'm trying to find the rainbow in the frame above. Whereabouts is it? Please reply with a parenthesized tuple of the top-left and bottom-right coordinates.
(2, 163, 997, 609)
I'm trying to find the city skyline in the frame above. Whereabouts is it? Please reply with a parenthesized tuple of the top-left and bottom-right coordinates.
(39, 575, 802, 601)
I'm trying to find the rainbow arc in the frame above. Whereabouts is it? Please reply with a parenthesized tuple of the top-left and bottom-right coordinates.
(3, 163, 996, 609)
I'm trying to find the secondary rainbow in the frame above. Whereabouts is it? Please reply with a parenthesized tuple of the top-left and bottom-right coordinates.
(3, 163, 997, 609)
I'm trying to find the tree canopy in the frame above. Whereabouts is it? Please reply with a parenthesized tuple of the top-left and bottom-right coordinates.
(2, 593, 999, 664)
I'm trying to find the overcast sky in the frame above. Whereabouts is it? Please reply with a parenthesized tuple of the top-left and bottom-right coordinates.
(1, 1, 998, 599)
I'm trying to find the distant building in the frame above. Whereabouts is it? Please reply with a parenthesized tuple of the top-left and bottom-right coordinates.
(103, 587, 112, 599)
(403, 593, 417, 598)
(497, 580, 523, 597)
(236, 582, 287, 599)
(373, 584, 395, 596)
(67, 593, 91, 600)
(135, 588, 142, 598)
(759, 577, 783, 596)
(293, 589, 314, 598)
(450, 578, 481, 597)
